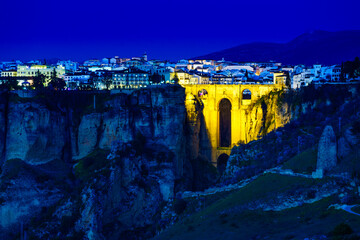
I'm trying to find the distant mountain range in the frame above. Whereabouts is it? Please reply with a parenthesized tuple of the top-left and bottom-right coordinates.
(195, 30, 360, 65)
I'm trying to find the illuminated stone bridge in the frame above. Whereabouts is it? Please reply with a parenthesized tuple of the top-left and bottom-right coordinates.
(184, 84, 284, 170)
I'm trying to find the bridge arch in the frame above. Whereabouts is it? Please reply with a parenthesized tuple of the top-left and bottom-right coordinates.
(217, 153, 229, 175)
(218, 98, 232, 147)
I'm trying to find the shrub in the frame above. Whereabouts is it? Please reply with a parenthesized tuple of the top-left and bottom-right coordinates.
(330, 223, 353, 237)
(133, 132, 147, 156)
(351, 120, 360, 135)
(74, 149, 109, 182)
(173, 198, 187, 215)
(306, 190, 316, 199)
(1, 159, 25, 180)
(187, 225, 194, 232)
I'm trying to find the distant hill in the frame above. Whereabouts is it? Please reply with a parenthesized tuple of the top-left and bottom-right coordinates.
(195, 30, 360, 65)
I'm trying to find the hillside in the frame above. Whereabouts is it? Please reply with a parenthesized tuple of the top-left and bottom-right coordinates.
(155, 83, 360, 239)
(196, 30, 360, 65)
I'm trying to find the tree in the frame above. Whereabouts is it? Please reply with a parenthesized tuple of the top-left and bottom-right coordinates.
(7, 76, 19, 90)
(48, 68, 66, 90)
(340, 63, 346, 81)
(88, 72, 98, 90)
(150, 73, 162, 84)
(172, 73, 179, 84)
(244, 70, 249, 79)
(33, 70, 46, 89)
(355, 67, 360, 78)
(87, 77, 95, 90)
(0, 76, 19, 90)
(285, 71, 291, 87)
(103, 78, 112, 90)
(341, 57, 360, 79)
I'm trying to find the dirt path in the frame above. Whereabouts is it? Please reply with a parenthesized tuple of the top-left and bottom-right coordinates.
(341, 205, 360, 216)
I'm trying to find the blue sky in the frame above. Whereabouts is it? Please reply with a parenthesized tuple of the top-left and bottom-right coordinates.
(1, 0, 360, 62)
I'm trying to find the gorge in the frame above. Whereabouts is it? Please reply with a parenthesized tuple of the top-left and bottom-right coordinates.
(0, 83, 359, 239)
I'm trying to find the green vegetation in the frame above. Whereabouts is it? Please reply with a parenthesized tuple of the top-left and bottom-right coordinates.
(27, 196, 85, 240)
(172, 73, 179, 84)
(329, 223, 356, 240)
(199, 174, 319, 214)
(0, 76, 21, 90)
(173, 199, 187, 215)
(49, 68, 66, 90)
(156, 174, 360, 240)
(0, 158, 74, 193)
(282, 147, 317, 173)
(132, 132, 147, 157)
(150, 73, 165, 84)
(0, 158, 26, 181)
(33, 70, 46, 89)
(351, 120, 360, 135)
(74, 149, 110, 182)
(341, 57, 360, 80)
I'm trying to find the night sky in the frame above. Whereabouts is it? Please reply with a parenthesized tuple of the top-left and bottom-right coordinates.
(1, 0, 360, 62)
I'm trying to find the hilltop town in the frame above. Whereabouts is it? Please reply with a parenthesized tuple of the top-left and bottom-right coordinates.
(1, 54, 359, 90)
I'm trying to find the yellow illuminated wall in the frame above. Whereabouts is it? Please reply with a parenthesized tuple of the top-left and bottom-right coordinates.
(183, 84, 286, 164)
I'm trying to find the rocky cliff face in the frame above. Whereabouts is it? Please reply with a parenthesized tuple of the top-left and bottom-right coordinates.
(3, 87, 186, 174)
(1, 84, 333, 239)
(0, 86, 195, 239)
(316, 125, 337, 172)
(223, 84, 360, 183)
(0, 92, 7, 166)
(244, 90, 291, 142)
(5, 100, 68, 165)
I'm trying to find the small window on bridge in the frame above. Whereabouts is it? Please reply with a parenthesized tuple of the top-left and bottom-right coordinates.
(242, 89, 251, 100)
(198, 89, 208, 97)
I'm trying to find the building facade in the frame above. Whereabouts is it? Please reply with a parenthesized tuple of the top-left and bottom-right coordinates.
(112, 68, 150, 88)
(17, 65, 65, 80)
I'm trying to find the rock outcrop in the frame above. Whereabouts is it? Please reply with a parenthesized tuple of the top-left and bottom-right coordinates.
(223, 84, 360, 183)
(244, 90, 291, 141)
(1, 86, 186, 174)
(0, 86, 194, 239)
(316, 125, 337, 172)
(0, 91, 7, 166)
(5, 101, 68, 165)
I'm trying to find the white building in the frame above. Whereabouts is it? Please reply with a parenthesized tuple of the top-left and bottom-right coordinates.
(17, 65, 65, 79)
(292, 73, 303, 89)
(88, 66, 112, 72)
(62, 73, 91, 89)
(0, 61, 22, 71)
(58, 60, 79, 72)
(1, 70, 17, 77)
(222, 65, 254, 72)
(320, 65, 341, 81)
(83, 59, 101, 67)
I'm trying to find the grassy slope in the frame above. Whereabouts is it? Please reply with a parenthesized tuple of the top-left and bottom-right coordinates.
(155, 174, 360, 240)
(74, 149, 110, 182)
(282, 147, 318, 174)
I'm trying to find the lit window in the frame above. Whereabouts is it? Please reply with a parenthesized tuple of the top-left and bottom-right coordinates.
(242, 89, 251, 100)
